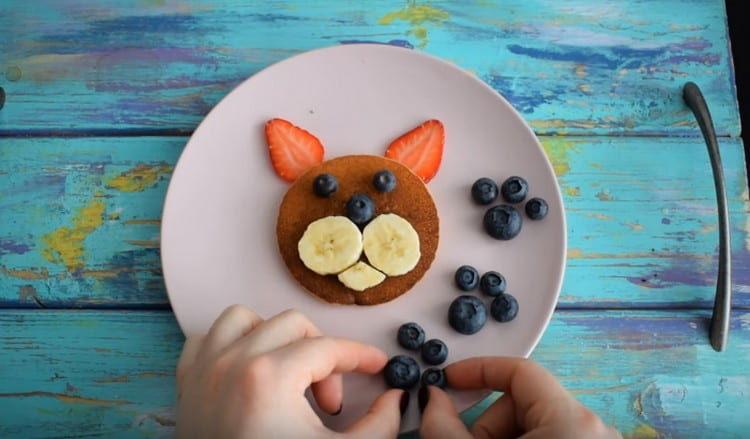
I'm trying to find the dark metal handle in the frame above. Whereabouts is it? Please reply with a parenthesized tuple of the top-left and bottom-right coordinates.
(682, 82, 731, 352)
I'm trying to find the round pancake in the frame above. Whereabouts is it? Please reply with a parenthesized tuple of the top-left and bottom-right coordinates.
(276, 155, 439, 305)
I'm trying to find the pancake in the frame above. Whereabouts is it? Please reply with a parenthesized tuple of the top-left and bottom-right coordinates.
(276, 155, 439, 305)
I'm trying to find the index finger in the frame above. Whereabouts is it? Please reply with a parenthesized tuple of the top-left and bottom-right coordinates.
(445, 357, 569, 409)
(273, 337, 387, 389)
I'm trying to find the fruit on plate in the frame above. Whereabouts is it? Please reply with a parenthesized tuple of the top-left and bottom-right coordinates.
(421, 339, 448, 365)
(454, 265, 479, 291)
(483, 205, 522, 240)
(363, 213, 421, 276)
(384, 355, 421, 390)
(471, 177, 499, 205)
(448, 295, 487, 335)
(265, 118, 325, 182)
(297, 216, 362, 275)
(385, 119, 444, 183)
(313, 173, 338, 197)
(491, 293, 519, 322)
(346, 193, 376, 226)
(373, 170, 397, 193)
(501, 176, 529, 204)
(337, 261, 385, 291)
(398, 322, 426, 350)
(480, 271, 506, 296)
(525, 197, 549, 220)
(421, 368, 447, 388)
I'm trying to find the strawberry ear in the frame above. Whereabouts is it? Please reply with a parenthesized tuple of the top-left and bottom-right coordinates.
(384, 120, 444, 183)
(265, 118, 325, 183)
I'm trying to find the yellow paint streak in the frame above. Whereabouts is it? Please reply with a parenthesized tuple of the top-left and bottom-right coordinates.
(106, 163, 173, 192)
(587, 213, 613, 221)
(42, 200, 105, 271)
(625, 423, 660, 439)
(626, 222, 644, 232)
(564, 186, 581, 197)
(531, 118, 597, 131)
(574, 64, 587, 78)
(540, 137, 579, 176)
(577, 83, 591, 93)
(379, 3, 449, 48)
(700, 223, 717, 234)
(567, 248, 584, 259)
(80, 267, 130, 279)
(0, 266, 49, 280)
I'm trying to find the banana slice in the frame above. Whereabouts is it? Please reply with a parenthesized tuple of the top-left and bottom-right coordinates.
(298, 216, 363, 275)
(338, 261, 386, 291)
(362, 213, 421, 276)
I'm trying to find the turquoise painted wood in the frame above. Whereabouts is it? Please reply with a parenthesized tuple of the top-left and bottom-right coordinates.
(2, 136, 748, 308)
(1, 1, 748, 437)
(1, 310, 748, 438)
(0, 0, 739, 136)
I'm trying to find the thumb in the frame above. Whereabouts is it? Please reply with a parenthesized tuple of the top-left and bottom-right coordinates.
(344, 389, 405, 438)
(419, 386, 473, 439)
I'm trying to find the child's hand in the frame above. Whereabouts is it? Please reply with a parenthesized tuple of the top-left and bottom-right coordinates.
(419, 357, 621, 439)
(175, 305, 405, 438)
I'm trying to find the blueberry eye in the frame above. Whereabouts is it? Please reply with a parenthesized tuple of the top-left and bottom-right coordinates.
(313, 174, 338, 197)
(373, 170, 397, 193)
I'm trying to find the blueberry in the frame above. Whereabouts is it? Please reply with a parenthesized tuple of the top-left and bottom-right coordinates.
(346, 193, 375, 226)
(471, 177, 498, 205)
(421, 368, 447, 388)
(483, 205, 522, 240)
(397, 322, 426, 350)
(448, 295, 487, 335)
(312, 173, 338, 197)
(454, 265, 479, 291)
(480, 271, 506, 296)
(490, 293, 519, 322)
(421, 339, 448, 365)
(373, 170, 397, 193)
(501, 176, 528, 204)
(383, 355, 420, 389)
(525, 197, 548, 220)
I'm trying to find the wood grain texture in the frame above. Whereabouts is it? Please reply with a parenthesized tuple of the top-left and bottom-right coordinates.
(1, 136, 748, 308)
(0, 0, 739, 136)
(0, 309, 748, 438)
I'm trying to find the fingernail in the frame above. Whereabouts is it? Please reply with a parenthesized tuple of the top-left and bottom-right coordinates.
(399, 391, 410, 415)
(418, 385, 430, 413)
(333, 403, 343, 416)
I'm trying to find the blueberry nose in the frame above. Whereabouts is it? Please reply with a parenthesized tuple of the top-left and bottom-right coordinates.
(345, 193, 375, 226)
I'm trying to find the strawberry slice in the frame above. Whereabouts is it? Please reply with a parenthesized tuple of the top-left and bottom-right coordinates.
(385, 119, 444, 182)
(265, 118, 325, 182)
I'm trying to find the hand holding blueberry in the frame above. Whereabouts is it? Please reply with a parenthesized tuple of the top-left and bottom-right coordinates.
(419, 357, 621, 439)
(176, 305, 406, 438)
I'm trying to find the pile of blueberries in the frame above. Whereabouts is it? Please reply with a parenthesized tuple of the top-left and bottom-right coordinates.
(472, 176, 548, 240)
(448, 266, 518, 335)
(383, 322, 448, 390)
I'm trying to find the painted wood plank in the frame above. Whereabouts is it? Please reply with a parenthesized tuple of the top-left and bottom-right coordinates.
(1, 136, 748, 308)
(0, 309, 748, 437)
(0, 0, 739, 136)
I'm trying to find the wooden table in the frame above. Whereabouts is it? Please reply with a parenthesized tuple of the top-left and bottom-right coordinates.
(1, 1, 748, 437)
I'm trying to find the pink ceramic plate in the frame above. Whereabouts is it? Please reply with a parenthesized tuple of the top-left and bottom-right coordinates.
(161, 44, 566, 432)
